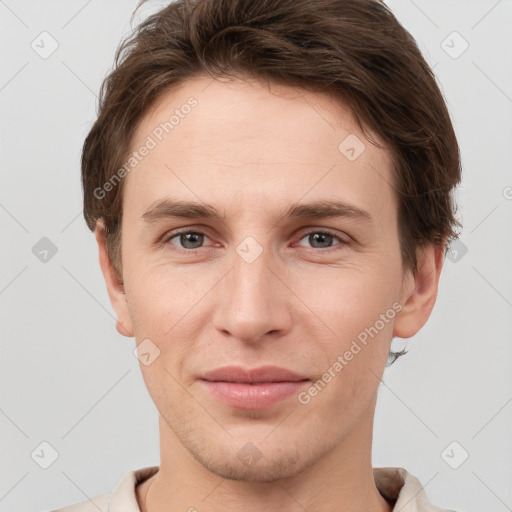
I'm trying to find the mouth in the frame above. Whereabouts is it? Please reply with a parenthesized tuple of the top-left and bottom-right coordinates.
(199, 365, 310, 410)
(200, 365, 308, 383)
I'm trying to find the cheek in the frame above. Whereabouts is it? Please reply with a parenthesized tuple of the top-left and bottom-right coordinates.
(126, 263, 211, 384)
(125, 233, 403, 352)
(305, 308, 395, 424)
(295, 256, 400, 327)
(297, 259, 400, 388)
(124, 255, 199, 329)
(127, 247, 402, 336)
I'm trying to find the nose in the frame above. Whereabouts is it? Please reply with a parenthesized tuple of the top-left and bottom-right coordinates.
(212, 247, 292, 345)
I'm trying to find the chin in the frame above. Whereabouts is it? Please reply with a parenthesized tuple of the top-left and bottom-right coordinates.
(188, 442, 306, 483)
(204, 457, 303, 483)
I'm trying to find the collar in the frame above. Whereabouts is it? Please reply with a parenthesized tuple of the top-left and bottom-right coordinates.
(107, 465, 451, 511)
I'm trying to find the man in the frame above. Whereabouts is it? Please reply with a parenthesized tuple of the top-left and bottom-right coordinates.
(55, 0, 462, 510)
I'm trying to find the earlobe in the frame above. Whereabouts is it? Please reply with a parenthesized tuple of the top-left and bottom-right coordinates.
(95, 220, 134, 338)
(116, 319, 133, 337)
(393, 243, 445, 339)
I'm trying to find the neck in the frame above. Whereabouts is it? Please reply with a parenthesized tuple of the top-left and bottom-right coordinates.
(137, 404, 392, 512)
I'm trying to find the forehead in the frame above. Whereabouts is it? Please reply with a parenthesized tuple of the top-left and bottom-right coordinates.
(123, 75, 396, 224)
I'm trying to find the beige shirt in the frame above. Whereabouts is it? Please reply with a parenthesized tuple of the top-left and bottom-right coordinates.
(52, 465, 456, 511)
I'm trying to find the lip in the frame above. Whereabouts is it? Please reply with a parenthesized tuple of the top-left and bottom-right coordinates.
(199, 365, 310, 410)
(201, 365, 307, 383)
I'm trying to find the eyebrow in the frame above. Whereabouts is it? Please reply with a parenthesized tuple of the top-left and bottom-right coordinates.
(140, 198, 374, 226)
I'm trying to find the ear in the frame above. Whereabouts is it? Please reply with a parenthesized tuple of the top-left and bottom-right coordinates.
(95, 220, 134, 338)
(393, 243, 445, 339)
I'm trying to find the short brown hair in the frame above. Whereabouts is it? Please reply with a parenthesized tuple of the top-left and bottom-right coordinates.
(82, 0, 462, 295)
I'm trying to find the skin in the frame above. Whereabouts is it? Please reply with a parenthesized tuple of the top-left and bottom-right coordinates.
(95, 74, 444, 512)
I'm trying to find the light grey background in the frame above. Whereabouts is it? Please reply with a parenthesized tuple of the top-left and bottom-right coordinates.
(1, 0, 511, 511)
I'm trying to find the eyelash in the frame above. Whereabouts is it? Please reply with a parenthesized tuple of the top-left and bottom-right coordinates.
(161, 228, 349, 254)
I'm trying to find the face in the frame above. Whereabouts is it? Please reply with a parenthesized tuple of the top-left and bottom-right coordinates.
(97, 74, 439, 482)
